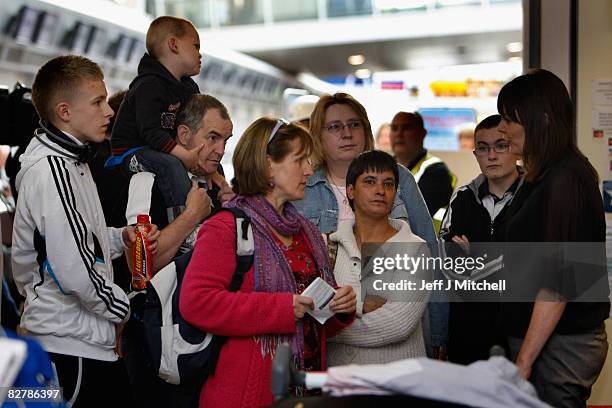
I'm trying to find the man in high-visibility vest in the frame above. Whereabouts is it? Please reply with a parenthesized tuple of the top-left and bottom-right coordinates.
(390, 111, 456, 232)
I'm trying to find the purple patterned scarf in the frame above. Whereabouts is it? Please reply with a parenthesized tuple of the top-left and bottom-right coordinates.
(225, 194, 337, 368)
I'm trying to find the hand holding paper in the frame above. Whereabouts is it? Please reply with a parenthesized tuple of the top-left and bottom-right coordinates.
(292, 294, 314, 321)
(302, 277, 337, 324)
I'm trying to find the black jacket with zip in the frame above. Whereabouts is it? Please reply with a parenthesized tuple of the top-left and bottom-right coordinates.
(111, 53, 199, 157)
(440, 172, 524, 364)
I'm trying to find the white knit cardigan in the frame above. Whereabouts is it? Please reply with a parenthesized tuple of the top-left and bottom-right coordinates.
(327, 218, 431, 366)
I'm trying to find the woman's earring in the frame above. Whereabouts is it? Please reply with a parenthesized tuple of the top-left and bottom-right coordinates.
(268, 179, 275, 188)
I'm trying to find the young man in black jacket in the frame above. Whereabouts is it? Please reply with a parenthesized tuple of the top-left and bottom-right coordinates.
(439, 114, 523, 364)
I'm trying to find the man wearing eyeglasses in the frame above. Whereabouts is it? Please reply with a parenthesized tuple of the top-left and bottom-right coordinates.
(390, 111, 455, 232)
(439, 114, 524, 365)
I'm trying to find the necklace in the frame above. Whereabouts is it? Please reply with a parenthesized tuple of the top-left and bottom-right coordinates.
(327, 171, 349, 206)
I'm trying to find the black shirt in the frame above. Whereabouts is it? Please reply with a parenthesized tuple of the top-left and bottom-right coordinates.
(498, 153, 610, 336)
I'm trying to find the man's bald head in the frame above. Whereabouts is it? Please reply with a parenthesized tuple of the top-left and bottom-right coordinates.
(146, 16, 196, 59)
(392, 112, 425, 131)
(390, 111, 427, 163)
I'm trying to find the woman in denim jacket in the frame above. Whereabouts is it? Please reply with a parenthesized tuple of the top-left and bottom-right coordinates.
(292, 92, 448, 356)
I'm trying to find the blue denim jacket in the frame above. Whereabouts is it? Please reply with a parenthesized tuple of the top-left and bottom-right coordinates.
(293, 165, 448, 348)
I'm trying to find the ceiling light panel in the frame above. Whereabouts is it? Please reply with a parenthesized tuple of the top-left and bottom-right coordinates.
(348, 54, 366, 65)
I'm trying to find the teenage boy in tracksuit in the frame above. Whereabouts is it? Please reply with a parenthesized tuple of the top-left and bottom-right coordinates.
(439, 114, 524, 364)
(11, 55, 159, 407)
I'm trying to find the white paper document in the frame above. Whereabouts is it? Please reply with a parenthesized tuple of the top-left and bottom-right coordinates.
(302, 277, 336, 324)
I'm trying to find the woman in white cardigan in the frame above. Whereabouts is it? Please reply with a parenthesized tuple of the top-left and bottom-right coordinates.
(327, 150, 431, 366)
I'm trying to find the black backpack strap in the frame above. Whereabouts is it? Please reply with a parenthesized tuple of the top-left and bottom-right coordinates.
(227, 207, 253, 292)
(211, 207, 254, 292)
(172, 250, 195, 324)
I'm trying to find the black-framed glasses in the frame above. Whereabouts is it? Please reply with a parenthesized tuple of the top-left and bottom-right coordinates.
(323, 120, 362, 134)
(474, 143, 511, 156)
(268, 118, 289, 145)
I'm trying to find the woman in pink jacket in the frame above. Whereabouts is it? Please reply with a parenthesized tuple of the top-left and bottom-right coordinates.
(180, 118, 357, 408)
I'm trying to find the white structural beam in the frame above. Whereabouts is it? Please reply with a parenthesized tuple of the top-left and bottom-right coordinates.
(37, 0, 151, 34)
(199, 3, 522, 52)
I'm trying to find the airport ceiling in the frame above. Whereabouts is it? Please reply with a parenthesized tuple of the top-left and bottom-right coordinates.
(244, 31, 522, 78)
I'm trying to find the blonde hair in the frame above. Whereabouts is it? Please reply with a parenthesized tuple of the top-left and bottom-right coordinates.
(309, 92, 374, 170)
(233, 118, 312, 195)
(32, 55, 104, 122)
(146, 16, 196, 59)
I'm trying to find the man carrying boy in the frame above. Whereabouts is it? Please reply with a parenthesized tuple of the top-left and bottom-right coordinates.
(124, 94, 234, 264)
(120, 94, 234, 408)
(11, 55, 159, 407)
(439, 114, 524, 364)
(110, 15, 203, 223)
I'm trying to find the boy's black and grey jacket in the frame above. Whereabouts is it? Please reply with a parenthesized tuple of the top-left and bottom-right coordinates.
(440, 171, 524, 244)
(438, 171, 524, 364)
(439, 171, 525, 283)
(111, 53, 199, 156)
(12, 129, 130, 362)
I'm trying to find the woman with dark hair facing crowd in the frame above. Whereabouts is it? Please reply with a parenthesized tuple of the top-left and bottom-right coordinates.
(497, 68, 610, 407)
(179, 118, 356, 408)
